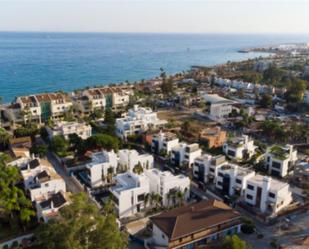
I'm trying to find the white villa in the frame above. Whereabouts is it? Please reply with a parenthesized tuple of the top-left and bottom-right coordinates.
(116, 105, 167, 139)
(145, 168, 190, 206)
(46, 121, 92, 140)
(244, 175, 293, 214)
(265, 144, 298, 177)
(223, 135, 257, 161)
(171, 143, 202, 168)
(151, 131, 179, 155)
(110, 172, 150, 218)
(203, 94, 233, 120)
(118, 149, 154, 172)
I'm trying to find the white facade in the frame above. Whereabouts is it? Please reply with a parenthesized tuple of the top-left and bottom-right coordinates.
(21, 159, 66, 201)
(223, 135, 257, 160)
(47, 121, 92, 140)
(171, 143, 202, 168)
(151, 131, 179, 155)
(145, 169, 190, 206)
(203, 94, 233, 120)
(215, 164, 255, 196)
(118, 149, 154, 172)
(265, 145, 298, 177)
(244, 175, 293, 214)
(110, 172, 150, 218)
(85, 150, 118, 188)
(116, 105, 167, 139)
(193, 154, 227, 183)
(83, 89, 106, 111)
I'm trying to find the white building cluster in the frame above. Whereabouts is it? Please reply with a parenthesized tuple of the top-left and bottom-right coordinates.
(193, 153, 293, 215)
(85, 149, 154, 188)
(214, 77, 278, 94)
(203, 94, 233, 120)
(116, 105, 167, 139)
(110, 169, 190, 218)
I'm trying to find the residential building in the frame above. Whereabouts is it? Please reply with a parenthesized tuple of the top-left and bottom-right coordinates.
(85, 150, 118, 188)
(145, 168, 190, 206)
(46, 121, 92, 140)
(82, 88, 106, 111)
(265, 145, 298, 177)
(35, 191, 70, 222)
(110, 172, 150, 218)
(151, 131, 179, 155)
(118, 149, 154, 172)
(15, 92, 73, 123)
(199, 126, 227, 149)
(203, 94, 233, 120)
(244, 175, 293, 214)
(171, 143, 202, 168)
(215, 164, 255, 196)
(21, 158, 66, 201)
(150, 200, 242, 249)
(193, 154, 227, 183)
(116, 105, 167, 139)
(223, 135, 257, 160)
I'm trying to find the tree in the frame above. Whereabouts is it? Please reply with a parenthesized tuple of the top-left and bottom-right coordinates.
(104, 108, 116, 135)
(222, 235, 250, 249)
(30, 144, 48, 158)
(35, 193, 128, 249)
(285, 78, 307, 103)
(260, 94, 273, 108)
(84, 134, 119, 152)
(133, 162, 143, 175)
(14, 123, 39, 138)
(49, 135, 69, 157)
(0, 128, 11, 150)
(161, 78, 174, 95)
(0, 161, 35, 226)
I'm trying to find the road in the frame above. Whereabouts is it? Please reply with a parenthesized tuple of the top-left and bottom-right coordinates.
(47, 152, 83, 194)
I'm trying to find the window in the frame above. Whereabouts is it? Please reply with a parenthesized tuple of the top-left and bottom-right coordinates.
(246, 194, 253, 200)
(272, 161, 281, 169)
(217, 181, 223, 186)
(247, 184, 254, 190)
(236, 179, 242, 184)
(218, 172, 224, 177)
(137, 194, 145, 202)
(210, 168, 215, 173)
(228, 150, 236, 157)
(269, 192, 276, 198)
(162, 234, 165, 239)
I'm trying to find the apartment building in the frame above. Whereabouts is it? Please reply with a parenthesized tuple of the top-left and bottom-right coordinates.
(21, 158, 66, 201)
(110, 172, 150, 218)
(116, 105, 167, 139)
(85, 150, 118, 188)
(35, 191, 70, 222)
(215, 164, 255, 196)
(150, 200, 242, 249)
(15, 92, 73, 123)
(223, 135, 257, 161)
(145, 168, 190, 207)
(151, 131, 179, 155)
(203, 94, 233, 120)
(46, 121, 92, 140)
(82, 88, 106, 111)
(265, 144, 298, 177)
(118, 149, 154, 172)
(199, 126, 227, 149)
(171, 143, 202, 168)
(244, 175, 293, 214)
(193, 154, 227, 183)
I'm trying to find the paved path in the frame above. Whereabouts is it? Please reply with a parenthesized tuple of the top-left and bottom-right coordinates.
(47, 152, 83, 194)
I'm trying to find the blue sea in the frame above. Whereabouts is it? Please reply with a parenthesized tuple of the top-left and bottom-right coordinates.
(1, 32, 309, 103)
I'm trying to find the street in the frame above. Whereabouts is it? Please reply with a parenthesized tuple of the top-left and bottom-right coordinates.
(46, 152, 83, 194)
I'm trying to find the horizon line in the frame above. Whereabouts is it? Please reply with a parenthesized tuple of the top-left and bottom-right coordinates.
(1, 30, 309, 36)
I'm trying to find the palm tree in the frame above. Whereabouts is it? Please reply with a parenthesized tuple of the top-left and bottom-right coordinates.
(176, 190, 185, 207)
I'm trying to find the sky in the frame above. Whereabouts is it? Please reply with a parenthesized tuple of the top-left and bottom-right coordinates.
(0, 0, 309, 34)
